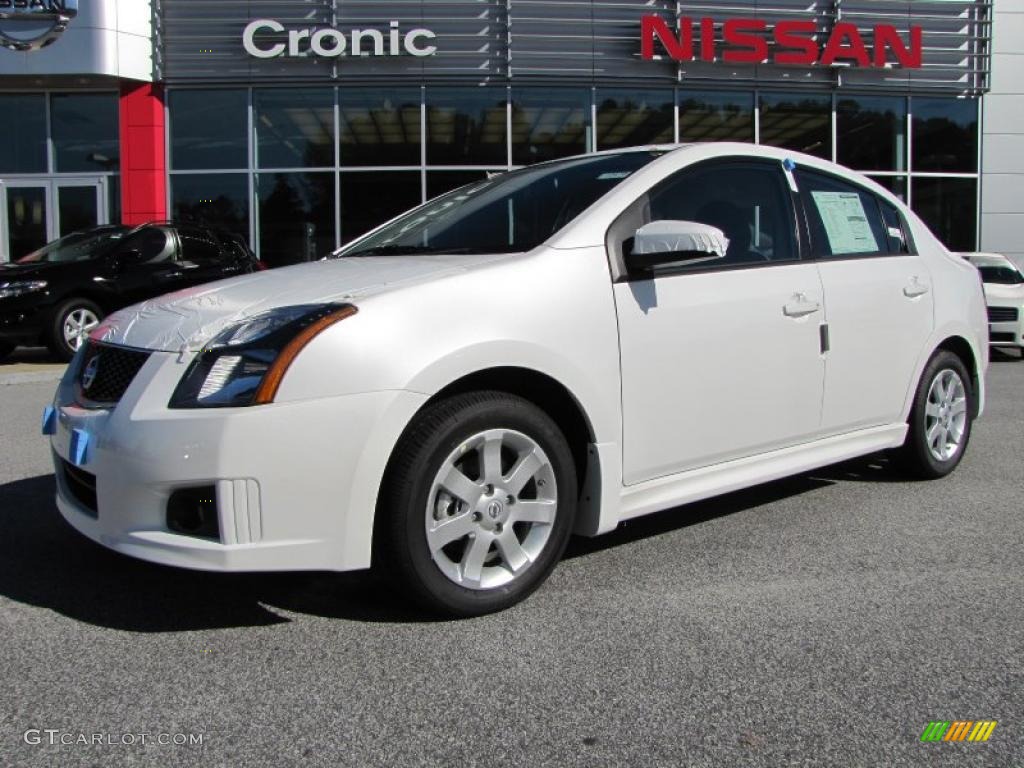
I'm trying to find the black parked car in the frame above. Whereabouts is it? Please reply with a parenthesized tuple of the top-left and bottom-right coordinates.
(0, 223, 260, 361)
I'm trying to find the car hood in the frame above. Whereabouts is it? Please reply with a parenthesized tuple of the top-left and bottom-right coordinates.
(983, 283, 1024, 303)
(93, 254, 510, 352)
(0, 260, 69, 281)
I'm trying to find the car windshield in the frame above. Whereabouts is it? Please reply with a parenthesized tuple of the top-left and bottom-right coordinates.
(336, 151, 665, 258)
(978, 265, 1023, 285)
(17, 228, 128, 264)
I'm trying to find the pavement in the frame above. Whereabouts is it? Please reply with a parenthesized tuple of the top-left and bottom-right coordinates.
(0, 350, 1021, 767)
(0, 347, 66, 386)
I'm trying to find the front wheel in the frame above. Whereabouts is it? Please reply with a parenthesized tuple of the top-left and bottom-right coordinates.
(897, 350, 974, 479)
(0, 342, 14, 362)
(48, 298, 103, 362)
(377, 392, 578, 617)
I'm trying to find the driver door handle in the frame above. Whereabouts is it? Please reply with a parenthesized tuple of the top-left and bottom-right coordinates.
(783, 294, 821, 318)
(903, 277, 930, 298)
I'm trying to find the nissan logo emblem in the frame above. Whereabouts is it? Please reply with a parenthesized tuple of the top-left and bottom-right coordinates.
(81, 355, 99, 391)
(0, 0, 78, 52)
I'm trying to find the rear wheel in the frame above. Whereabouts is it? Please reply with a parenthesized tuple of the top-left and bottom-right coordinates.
(377, 392, 577, 617)
(0, 342, 14, 362)
(898, 350, 974, 479)
(48, 298, 103, 362)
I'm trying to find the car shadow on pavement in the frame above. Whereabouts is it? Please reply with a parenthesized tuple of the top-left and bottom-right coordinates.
(0, 455, 911, 630)
(0, 474, 437, 631)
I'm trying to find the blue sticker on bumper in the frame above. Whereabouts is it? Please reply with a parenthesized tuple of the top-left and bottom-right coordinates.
(70, 428, 91, 467)
(41, 405, 57, 436)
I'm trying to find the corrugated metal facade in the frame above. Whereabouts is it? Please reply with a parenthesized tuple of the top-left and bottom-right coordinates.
(156, 0, 991, 93)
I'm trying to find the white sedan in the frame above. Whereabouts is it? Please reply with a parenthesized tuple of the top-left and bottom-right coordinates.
(45, 143, 988, 616)
(963, 252, 1024, 353)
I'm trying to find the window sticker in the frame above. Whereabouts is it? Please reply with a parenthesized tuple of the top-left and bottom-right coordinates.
(810, 191, 880, 255)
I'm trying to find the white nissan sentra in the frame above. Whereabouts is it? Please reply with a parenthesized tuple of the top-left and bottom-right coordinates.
(46, 143, 988, 616)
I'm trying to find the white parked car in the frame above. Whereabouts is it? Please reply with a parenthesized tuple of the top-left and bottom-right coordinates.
(46, 143, 988, 616)
(962, 252, 1024, 352)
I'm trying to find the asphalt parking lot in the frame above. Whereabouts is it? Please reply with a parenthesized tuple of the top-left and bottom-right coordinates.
(0, 351, 1021, 767)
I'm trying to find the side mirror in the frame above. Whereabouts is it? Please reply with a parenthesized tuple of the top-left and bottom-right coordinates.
(626, 220, 729, 271)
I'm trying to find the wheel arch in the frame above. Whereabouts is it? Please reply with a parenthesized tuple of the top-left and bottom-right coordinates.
(371, 366, 608, 565)
(935, 335, 983, 417)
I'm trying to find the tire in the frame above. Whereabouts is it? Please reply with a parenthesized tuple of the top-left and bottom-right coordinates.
(376, 391, 578, 617)
(48, 298, 103, 362)
(0, 342, 14, 362)
(897, 350, 975, 479)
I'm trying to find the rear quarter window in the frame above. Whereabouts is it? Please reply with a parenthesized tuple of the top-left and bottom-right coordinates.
(796, 169, 891, 258)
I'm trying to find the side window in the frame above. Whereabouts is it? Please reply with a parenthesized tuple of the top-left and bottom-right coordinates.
(177, 227, 222, 264)
(645, 162, 797, 268)
(796, 169, 889, 258)
(878, 199, 912, 254)
(115, 228, 173, 264)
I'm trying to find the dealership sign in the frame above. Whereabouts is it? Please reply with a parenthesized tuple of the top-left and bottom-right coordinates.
(641, 15, 923, 69)
(243, 19, 437, 59)
(0, 0, 77, 52)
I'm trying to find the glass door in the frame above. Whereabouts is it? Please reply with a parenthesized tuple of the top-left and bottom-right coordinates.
(0, 178, 107, 262)
(56, 180, 105, 237)
(1, 182, 51, 262)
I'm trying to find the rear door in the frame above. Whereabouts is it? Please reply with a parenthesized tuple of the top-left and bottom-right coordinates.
(174, 226, 246, 287)
(613, 158, 827, 485)
(795, 168, 934, 433)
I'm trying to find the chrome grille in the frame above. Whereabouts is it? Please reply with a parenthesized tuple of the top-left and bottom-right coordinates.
(988, 306, 1019, 323)
(77, 342, 151, 406)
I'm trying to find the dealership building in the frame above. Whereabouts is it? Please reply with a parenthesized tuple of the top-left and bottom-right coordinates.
(0, 0, 1020, 269)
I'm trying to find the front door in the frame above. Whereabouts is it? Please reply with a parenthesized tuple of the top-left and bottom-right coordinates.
(613, 159, 826, 485)
(0, 178, 107, 262)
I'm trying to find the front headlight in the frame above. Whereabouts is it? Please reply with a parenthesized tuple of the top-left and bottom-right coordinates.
(0, 280, 48, 299)
(169, 304, 358, 408)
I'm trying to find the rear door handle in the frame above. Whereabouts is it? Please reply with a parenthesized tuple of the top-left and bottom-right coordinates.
(783, 294, 821, 318)
(903, 277, 930, 298)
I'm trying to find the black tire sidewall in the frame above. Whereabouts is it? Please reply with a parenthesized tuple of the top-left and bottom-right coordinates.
(49, 299, 103, 362)
(905, 350, 974, 478)
(381, 392, 578, 617)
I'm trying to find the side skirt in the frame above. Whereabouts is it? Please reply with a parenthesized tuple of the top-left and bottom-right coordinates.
(617, 424, 908, 523)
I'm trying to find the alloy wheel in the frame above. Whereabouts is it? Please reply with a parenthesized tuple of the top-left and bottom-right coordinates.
(425, 428, 558, 590)
(63, 308, 100, 352)
(924, 369, 968, 462)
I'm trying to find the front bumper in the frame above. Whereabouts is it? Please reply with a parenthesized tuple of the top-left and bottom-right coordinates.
(986, 316, 1023, 347)
(50, 350, 426, 572)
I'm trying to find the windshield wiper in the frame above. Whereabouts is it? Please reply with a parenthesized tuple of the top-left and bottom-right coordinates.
(341, 244, 444, 258)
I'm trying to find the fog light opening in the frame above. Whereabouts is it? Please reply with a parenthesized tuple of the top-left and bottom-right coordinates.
(167, 486, 220, 540)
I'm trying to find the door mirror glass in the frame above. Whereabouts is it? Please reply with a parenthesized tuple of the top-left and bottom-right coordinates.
(627, 220, 728, 271)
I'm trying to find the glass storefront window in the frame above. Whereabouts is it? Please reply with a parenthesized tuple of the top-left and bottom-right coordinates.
(427, 87, 507, 166)
(0, 93, 47, 174)
(257, 172, 336, 267)
(912, 98, 979, 173)
(256, 89, 335, 169)
(169, 89, 248, 170)
(340, 88, 422, 167)
(170, 173, 249, 238)
(759, 93, 831, 159)
(595, 90, 674, 150)
(51, 93, 119, 173)
(837, 96, 907, 172)
(912, 177, 977, 251)
(679, 91, 754, 143)
(511, 89, 590, 165)
(427, 170, 491, 200)
(866, 175, 908, 202)
(339, 171, 422, 244)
